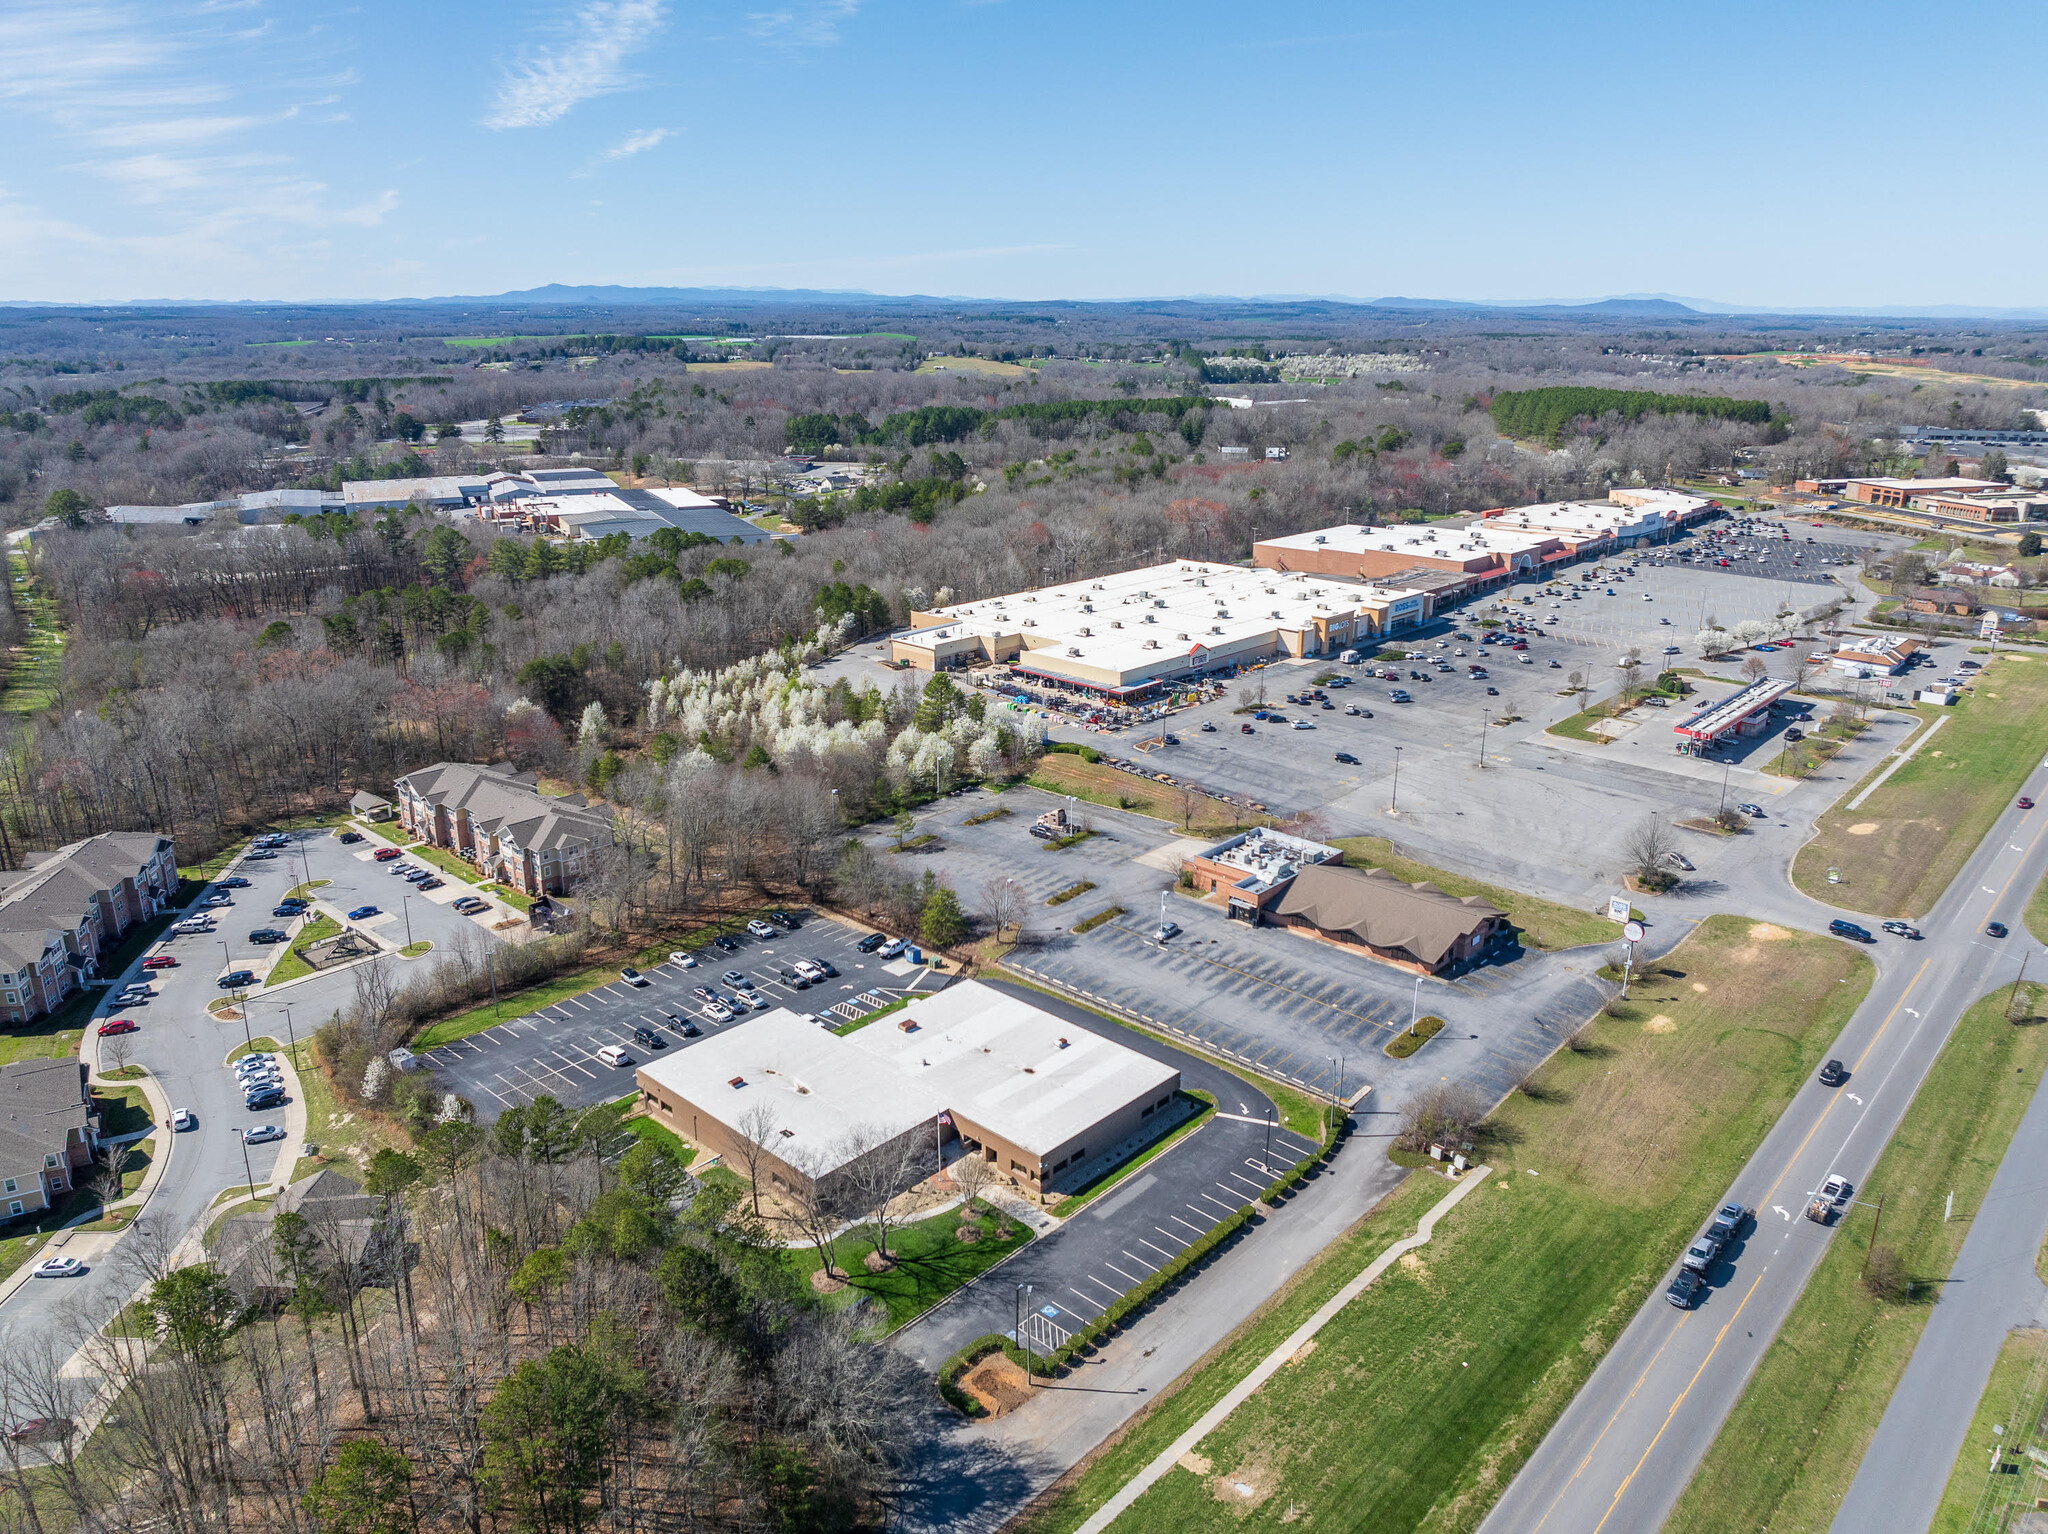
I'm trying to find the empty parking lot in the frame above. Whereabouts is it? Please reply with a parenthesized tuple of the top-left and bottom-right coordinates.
(419, 915, 943, 1115)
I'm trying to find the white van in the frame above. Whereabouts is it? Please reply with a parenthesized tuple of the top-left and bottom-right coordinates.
(595, 1044, 632, 1068)
(1339, 649, 1361, 665)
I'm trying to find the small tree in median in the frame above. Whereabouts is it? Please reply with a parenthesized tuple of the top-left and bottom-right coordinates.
(1624, 816, 1679, 889)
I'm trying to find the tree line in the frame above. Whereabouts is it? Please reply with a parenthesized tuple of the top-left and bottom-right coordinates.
(1488, 386, 1774, 443)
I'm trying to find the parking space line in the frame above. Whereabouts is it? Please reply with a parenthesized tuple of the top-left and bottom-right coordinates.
(1068, 1286, 1108, 1314)
(1169, 1214, 1207, 1236)
(1102, 1260, 1143, 1285)
(1137, 1237, 1178, 1262)
(1154, 1227, 1188, 1250)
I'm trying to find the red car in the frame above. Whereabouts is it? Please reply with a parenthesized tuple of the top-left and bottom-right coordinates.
(372, 847, 403, 862)
(97, 1019, 137, 1036)
(2021, 797, 2036, 810)
(141, 955, 177, 969)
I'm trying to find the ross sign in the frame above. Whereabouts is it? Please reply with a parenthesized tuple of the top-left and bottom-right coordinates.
(1981, 613, 2002, 639)
(1623, 920, 1645, 943)
(1608, 895, 1632, 923)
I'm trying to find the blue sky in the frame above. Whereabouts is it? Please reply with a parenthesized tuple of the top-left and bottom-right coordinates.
(0, 0, 2035, 308)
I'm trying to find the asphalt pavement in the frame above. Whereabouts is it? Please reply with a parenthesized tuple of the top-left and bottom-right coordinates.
(1478, 774, 2048, 1534)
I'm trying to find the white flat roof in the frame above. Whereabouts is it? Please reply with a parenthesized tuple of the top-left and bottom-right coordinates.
(907, 559, 1420, 681)
(1260, 523, 1557, 559)
(844, 980, 1179, 1157)
(636, 1010, 941, 1175)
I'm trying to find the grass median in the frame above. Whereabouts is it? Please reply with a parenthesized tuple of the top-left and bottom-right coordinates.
(1331, 835, 1618, 950)
(1793, 650, 2048, 916)
(1929, 1328, 2048, 1532)
(1667, 980, 2048, 1533)
(1028, 753, 1264, 834)
(1022, 915, 1872, 1534)
(262, 914, 339, 987)
(787, 1201, 1034, 1331)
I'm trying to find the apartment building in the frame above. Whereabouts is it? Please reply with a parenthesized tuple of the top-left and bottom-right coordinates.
(393, 762, 614, 896)
(0, 1059, 98, 1218)
(0, 832, 177, 1025)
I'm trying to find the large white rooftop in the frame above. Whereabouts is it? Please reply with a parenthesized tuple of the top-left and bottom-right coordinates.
(1258, 523, 1557, 561)
(844, 980, 1179, 1157)
(636, 1010, 941, 1176)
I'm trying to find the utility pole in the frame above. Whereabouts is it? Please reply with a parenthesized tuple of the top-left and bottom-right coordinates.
(1389, 746, 1402, 816)
(234, 1128, 258, 1203)
(1477, 708, 1488, 769)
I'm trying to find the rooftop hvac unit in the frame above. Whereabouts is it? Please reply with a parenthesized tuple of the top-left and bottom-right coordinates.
(1144, 613, 1156, 623)
(1210, 625, 1223, 635)
(1067, 647, 1082, 656)
(1272, 610, 1282, 618)
(1314, 534, 1326, 543)
(1111, 620, 1123, 629)
(1078, 627, 1092, 636)
(1195, 577, 1207, 587)
(1177, 633, 1190, 641)
(1092, 582, 1104, 590)
(1145, 639, 1159, 649)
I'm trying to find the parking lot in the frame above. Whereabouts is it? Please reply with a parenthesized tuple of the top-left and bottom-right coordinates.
(417, 913, 944, 1115)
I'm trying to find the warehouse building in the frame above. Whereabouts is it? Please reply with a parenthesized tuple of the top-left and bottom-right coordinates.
(634, 980, 1181, 1199)
(1255, 522, 1561, 597)
(889, 561, 1429, 697)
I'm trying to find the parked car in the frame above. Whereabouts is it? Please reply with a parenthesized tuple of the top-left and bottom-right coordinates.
(1156, 921, 1181, 943)
(806, 956, 839, 978)
(1389, 689, 1412, 703)
(1666, 1268, 1704, 1309)
(711, 935, 740, 953)
(243, 1124, 286, 1145)
(338, 830, 364, 844)
(452, 896, 488, 913)
(1682, 1233, 1723, 1273)
(1199, 720, 1217, 732)
(97, 1018, 138, 1036)
(1290, 719, 1314, 730)
(218, 877, 250, 889)
(620, 968, 649, 987)
(700, 1001, 735, 1024)
(248, 928, 288, 945)
(746, 919, 778, 939)
(346, 905, 379, 921)
(720, 970, 749, 988)
(245, 1089, 285, 1110)
(1736, 803, 1766, 818)
(1661, 851, 1694, 871)
(1240, 722, 1255, 734)
(372, 847, 402, 861)
(142, 955, 178, 969)
(6, 1417, 75, 1444)
(1827, 919, 1873, 943)
(776, 967, 810, 989)
(767, 909, 798, 929)
(1708, 1203, 1752, 1242)
(170, 1108, 195, 1132)
(632, 1026, 666, 1049)
(855, 933, 888, 953)
(31, 1257, 84, 1280)
(1335, 752, 1359, 765)
(1818, 1058, 1848, 1086)
(244, 850, 277, 862)
(878, 938, 907, 959)
(201, 894, 232, 908)
(417, 877, 445, 892)
(217, 969, 256, 989)
(596, 1045, 632, 1068)
(668, 950, 699, 968)
(271, 904, 306, 918)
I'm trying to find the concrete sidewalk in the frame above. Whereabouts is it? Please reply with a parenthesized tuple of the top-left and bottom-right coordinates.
(1828, 1042, 2048, 1533)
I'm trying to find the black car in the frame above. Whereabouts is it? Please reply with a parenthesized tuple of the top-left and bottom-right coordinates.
(1335, 752, 1359, 765)
(767, 909, 799, 929)
(247, 928, 288, 945)
(855, 933, 888, 954)
(711, 935, 740, 954)
(219, 877, 251, 889)
(1671, 1261, 1703, 1310)
(244, 1088, 285, 1110)
(1827, 919, 1873, 943)
(1818, 1059, 1848, 1087)
(807, 957, 839, 978)
(271, 905, 304, 918)
(1988, 921, 2010, 938)
(338, 830, 364, 844)
(217, 969, 256, 989)
(632, 1026, 666, 1049)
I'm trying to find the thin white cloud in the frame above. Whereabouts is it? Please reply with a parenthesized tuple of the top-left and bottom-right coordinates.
(602, 125, 673, 160)
(746, 0, 858, 45)
(484, 0, 667, 130)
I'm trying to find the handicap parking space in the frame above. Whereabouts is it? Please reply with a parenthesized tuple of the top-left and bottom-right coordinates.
(419, 913, 941, 1117)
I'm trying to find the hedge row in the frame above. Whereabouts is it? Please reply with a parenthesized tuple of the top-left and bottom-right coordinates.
(1257, 1109, 1348, 1205)
(1044, 740, 1103, 764)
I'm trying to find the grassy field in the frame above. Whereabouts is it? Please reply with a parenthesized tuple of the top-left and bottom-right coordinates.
(1668, 982, 2048, 1533)
(1, 552, 63, 717)
(282, 1036, 402, 1165)
(1330, 836, 1620, 951)
(404, 843, 487, 883)
(1024, 915, 1872, 1534)
(0, 987, 94, 1067)
(786, 1201, 1034, 1331)
(1028, 753, 1265, 833)
(262, 914, 339, 986)
(1929, 1328, 2048, 1533)
(2026, 869, 2048, 944)
(1544, 698, 1621, 742)
(1793, 652, 2048, 915)
(916, 355, 1032, 376)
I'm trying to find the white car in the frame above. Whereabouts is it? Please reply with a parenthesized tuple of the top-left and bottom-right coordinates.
(746, 920, 778, 940)
(170, 1108, 196, 1132)
(794, 959, 826, 981)
(878, 938, 907, 960)
(32, 1257, 83, 1279)
(668, 950, 698, 969)
(1290, 719, 1314, 730)
(700, 1001, 735, 1024)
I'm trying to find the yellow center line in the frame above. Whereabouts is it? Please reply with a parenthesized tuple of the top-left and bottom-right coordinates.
(1530, 1317, 1690, 1534)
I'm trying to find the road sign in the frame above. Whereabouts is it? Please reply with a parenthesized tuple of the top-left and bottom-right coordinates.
(1608, 895, 1632, 922)
(1623, 920, 1645, 942)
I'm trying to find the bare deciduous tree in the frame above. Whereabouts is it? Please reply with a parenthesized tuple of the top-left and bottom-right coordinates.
(1622, 815, 1677, 880)
(837, 1123, 930, 1265)
(1740, 654, 1770, 683)
(1396, 1081, 1490, 1152)
(978, 876, 1027, 943)
(951, 1145, 994, 1216)
(732, 1100, 782, 1217)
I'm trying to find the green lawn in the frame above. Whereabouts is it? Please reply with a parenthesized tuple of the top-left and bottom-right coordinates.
(624, 1113, 697, 1166)
(485, 884, 534, 912)
(1929, 1328, 2048, 1533)
(406, 844, 487, 884)
(1330, 836, 1620, 951)
(2027, 869, 2048, 945)
(412, 962, 615, 1048)
(0, 986, 93, 1067)
(1669, 981, 2048, 1532)
(0, 552, 64, 717)
(280, 1037, 400, 1164)
(262, 914, 339, 987)
(787, 1201, 1034, 1331)
(1793, 651, 2048, 915)
(1026, 916, 1873, 1534)
(95, 1085, 151, 1139)
(1544, 700, 1617, 742)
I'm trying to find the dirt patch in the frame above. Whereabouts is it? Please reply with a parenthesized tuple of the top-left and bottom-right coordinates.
(863, 1250, 896, 1274)
(954, 1225, 981, 1244)
(1289, 1339, 1317, 1366)
(1211, 1466, 1274, 1511)
(1643, 1014, 1676, 1034)
(1399, 1251, 1429, 1277)
(1748, 923, 1793, 942)
(963, 1354, 1033, 1417)
(1691, 982, 1709, 993)
(1179, 1451, 1213, 1476)
(1847, 822, 1880, 835)
(809, 1268, 847, 1295)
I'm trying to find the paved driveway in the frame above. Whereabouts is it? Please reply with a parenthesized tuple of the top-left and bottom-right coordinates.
(418, 914, 941, 1116)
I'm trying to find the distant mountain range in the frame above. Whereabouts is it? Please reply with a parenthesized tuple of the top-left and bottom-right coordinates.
(4, 284, 2046, 321)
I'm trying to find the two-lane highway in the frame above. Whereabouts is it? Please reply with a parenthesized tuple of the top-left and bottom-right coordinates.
(1481, 775, 2048, 1534)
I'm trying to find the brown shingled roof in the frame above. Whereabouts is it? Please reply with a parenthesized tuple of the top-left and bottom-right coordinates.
(1272, 864, 1502, 967)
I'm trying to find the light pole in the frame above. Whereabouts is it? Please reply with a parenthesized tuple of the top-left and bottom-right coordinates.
(1409, 973, 1425, 1036)
(1389, 746, 1402, 816)
(233, 1127, 257, 1202)
(402, 893, 414, 949)
(1717, 757, 1732, 818)
(1015, 1281, 1036, 1386)
(1476, 707, 1488, 769)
